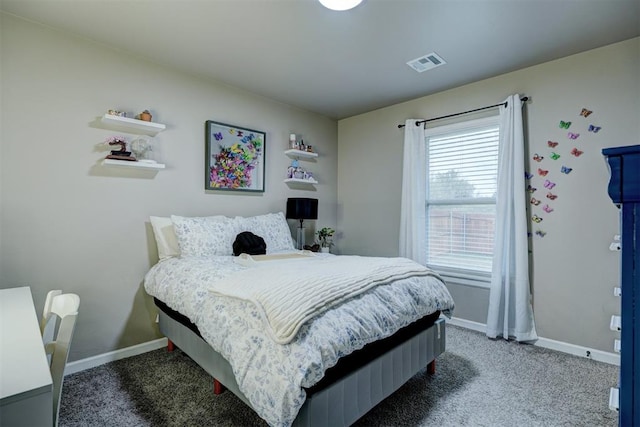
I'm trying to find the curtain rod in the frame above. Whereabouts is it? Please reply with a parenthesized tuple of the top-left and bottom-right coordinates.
(397, 96, 529, 128)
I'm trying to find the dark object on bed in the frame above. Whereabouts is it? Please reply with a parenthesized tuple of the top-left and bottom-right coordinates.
(232, 231, 267, 256)
(153, 298, 440, 394)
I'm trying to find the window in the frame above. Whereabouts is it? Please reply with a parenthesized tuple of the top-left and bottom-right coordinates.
(426, 116, 499, 284)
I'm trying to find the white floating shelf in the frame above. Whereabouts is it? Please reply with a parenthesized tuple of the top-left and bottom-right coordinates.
(102, 159, 166, 170)
(284, 177, 318, 185)
(101, 114, 166, 136)
(285, 149, 318, 159)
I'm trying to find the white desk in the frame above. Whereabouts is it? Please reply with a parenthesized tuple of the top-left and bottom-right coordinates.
(0, 287, 53, 426)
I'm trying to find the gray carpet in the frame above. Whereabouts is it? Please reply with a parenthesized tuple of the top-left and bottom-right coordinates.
(60, 325, 618, 426)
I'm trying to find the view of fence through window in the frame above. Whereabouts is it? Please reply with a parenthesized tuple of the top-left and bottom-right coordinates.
(426, 122, 499, 273)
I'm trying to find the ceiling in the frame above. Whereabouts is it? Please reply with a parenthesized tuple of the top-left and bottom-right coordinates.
(1, 0, 638, 120)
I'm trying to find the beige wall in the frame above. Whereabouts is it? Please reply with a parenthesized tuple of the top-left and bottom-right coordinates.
(0, 14, 338, 361)
(337, 37, 640, 353)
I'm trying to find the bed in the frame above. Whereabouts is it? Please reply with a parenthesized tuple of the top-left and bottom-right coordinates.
(144, 213, 455, 426)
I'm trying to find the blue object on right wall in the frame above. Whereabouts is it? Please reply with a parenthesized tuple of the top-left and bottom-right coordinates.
(603, 144, 640, 426)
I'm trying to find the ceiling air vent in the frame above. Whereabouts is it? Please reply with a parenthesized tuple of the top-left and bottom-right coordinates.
(407, 52, 446, 73)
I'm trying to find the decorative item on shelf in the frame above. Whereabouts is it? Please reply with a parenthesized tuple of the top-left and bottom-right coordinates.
(286, 160, 315, 182)
(286, 198, 318, 250)
(137, 110, 152, 122)
(107, 109, 126, 117)
(104, 136, 136, 161)
(289, 134, 297, 149)
(306, 145, 313, 153)
(316, 227, 335, 253)
(130, 137, 152, 160)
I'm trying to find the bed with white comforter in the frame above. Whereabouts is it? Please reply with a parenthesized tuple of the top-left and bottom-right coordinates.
(144, 252, 454, 426)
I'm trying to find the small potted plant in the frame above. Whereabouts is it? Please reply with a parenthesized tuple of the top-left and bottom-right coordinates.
(316, 227, 335, 253)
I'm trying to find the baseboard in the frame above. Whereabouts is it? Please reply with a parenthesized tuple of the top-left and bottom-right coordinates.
(65, 337, 168, 376)
(64, 317, 619, 376)
(447, 317, 620, 366)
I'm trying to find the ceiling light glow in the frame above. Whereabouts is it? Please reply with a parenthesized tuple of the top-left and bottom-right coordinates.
(319, 0, 363, 11)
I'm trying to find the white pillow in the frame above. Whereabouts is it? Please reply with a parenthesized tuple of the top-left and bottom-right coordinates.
(149, 216, 180, 260)
(171, 215, 236, 257)
(236, 212, 295, 253)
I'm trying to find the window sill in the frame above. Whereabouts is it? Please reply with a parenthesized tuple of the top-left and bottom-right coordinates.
(433, 270, 491, 289)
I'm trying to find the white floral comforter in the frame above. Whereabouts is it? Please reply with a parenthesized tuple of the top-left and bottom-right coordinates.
(144, 254, 454, 427)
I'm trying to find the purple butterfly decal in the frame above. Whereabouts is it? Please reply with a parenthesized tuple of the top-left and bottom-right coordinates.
(214, 132, 223, 141)
(567, 132, 580, 140)
(542, 204, 554, 213)
(588, 125, 601, 133)
(525, 171, 534, 180)
(544, 179, 556, 189)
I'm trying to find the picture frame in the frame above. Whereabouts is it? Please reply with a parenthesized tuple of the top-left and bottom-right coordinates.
(205, 120, 266, 192)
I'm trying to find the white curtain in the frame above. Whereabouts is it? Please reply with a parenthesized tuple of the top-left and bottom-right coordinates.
(399, 119, 427, 264)
(486, 94, 538, 342)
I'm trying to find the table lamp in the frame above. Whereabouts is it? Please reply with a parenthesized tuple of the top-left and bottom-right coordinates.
(286, 198, 318, 249)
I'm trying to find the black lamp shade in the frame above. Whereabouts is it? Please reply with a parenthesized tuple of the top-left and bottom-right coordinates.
(286, 198, 318, 220)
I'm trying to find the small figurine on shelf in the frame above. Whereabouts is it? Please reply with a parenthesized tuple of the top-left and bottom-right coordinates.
(137, 110, 152, 122)
(299, 139, 306, 151)
(289, 134, 297, 149)
(107, 109, 126, 117)
(104, 136, 136, 161)
(287, 159, 299, 178)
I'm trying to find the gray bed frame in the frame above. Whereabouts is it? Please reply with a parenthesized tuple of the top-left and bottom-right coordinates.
(158, 311, 446, 426)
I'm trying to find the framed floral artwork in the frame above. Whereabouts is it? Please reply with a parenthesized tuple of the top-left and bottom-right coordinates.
(205, 120, 265, 192)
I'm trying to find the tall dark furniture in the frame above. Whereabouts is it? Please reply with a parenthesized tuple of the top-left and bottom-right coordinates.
(603, 144, 640, 426)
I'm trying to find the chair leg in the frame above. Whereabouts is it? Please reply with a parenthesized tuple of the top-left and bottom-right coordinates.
(427, 360, 436, 374)
(167, 339, 175, 352)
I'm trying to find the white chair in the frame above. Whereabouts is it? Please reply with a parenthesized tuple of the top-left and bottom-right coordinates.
(40, 290, 80, 427)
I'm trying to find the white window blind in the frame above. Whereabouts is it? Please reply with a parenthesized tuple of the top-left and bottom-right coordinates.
(426, 117, 499, 277)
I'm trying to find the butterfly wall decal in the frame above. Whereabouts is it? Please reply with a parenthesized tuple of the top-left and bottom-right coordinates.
(567, 132, 580, 140)
(546, 192, 558, 200)
(538, 168, 549, 176)
(559, 120, 572, 129)
(535, 229, 547, 237)
(550, 152, 561, 160)
(542, 204, 554, 213)
(533, 154, 544, 162)
(548, 141, 559, 148)
(580, 108, 593, 117)
(530, 197, 541, 206)
(544, 179, 556, 189)
(561, 165, 573, 174)
(214, 132, 223, 141)
(532, 215, 543, 223)
(527, 185, 537, 193)
(588, 124, 602, 133)
(571, 147, 584, 157)
(525, 171, 534, 180)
